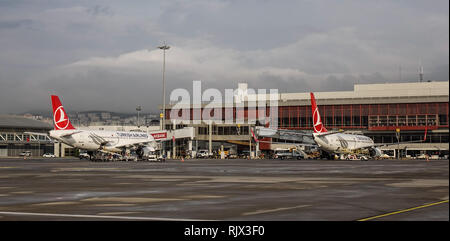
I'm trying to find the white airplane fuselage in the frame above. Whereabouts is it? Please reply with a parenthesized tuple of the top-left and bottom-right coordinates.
(49, 130, 154, 153)
(313, 133, 375, 154)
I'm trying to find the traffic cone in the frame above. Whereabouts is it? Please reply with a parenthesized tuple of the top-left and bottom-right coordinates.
(181, 157, 184, 162)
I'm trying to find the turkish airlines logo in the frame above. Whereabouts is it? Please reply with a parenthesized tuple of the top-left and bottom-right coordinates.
(313, 107, 324, 133)
(337, 136, 349, 148)
(151, 132, 167, 139)
(54, 106, 70, 130)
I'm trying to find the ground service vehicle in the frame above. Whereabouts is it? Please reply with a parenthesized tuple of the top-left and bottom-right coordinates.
(274, 149, 305, 160)
(196, 149, 210, 158)
(43, 153, 56, 158)
(19, 151, 31, 157)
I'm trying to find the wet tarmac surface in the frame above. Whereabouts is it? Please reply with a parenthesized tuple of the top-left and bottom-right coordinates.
(0, 158, 448, 221)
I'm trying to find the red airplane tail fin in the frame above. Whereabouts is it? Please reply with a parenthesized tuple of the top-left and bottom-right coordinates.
(310, 92, 327, 133)
(51, 95, 75, 130)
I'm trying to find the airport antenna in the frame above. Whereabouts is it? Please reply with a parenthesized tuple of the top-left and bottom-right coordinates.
(418, 61, 424, 82)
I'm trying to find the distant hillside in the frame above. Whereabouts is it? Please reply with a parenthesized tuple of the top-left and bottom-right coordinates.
(21, 110, 159, 118)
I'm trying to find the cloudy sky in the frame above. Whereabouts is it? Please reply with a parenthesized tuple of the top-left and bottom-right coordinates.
(0, 0, 448, 114)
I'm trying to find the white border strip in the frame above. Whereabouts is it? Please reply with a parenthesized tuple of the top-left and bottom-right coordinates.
(0, 211, 212, 221)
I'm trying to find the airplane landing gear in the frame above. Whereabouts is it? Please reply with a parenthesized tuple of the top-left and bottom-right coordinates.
(136, 147, 144, 160)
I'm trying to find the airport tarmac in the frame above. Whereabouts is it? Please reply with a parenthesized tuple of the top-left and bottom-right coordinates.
(0, 158, 448, 221)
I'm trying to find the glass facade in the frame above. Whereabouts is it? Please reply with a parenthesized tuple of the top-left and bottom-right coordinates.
(277, 102, 448, 131)
(166, 102, 448, 145)
(167, 102, 448, 131)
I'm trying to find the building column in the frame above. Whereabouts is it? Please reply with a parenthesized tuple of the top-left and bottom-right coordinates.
(173, 140, 176, 159)
(54, 142, 61, 157)
(249, 130, 252, 159)
(256, 141, 260, 158)
(188, 139, 193, 158)
(209, 121, 212, 156)
(62, 143, 67, 157)
(173, 122, 176, 158)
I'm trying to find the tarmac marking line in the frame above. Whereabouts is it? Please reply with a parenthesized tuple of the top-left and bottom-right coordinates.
(0, 211, 213, 221)
(357, 200, 449, 221)
(243, 204, 311, 216)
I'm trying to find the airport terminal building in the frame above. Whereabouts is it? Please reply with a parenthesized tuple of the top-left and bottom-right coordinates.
(164, 81, 449, 158)
(1, 81, 447, 159)
(0, 115, 53, 157)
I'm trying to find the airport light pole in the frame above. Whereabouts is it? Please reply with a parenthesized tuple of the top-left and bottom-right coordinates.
(158, 42, 170, 131)
(396, 128, 400, 159)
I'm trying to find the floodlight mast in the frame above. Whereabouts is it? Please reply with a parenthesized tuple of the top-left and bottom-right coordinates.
(158, 42, 170, 130)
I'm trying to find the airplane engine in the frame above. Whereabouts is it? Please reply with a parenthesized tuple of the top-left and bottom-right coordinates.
(142, 146, 155, 154)
(136, 147, 144, 158)
(369, 147, 382, 157)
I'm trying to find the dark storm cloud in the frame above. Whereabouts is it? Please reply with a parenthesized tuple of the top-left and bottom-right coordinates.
(0, 19, 33, 29)
(0, 0, 448, 114)
(86, 5, 113, 16)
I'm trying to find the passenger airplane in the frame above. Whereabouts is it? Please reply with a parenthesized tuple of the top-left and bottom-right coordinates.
(308, 92, 383, 158)
(41, 95, 158, 158)
(256, 93, 427, 159)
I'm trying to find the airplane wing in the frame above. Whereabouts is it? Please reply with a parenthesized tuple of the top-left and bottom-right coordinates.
(313, 129, 363, 137)
(60, 131, 84, 138)
(87, 133, 157, 150)
(114, 139, 157, 149)
(314, 131, 343, 137)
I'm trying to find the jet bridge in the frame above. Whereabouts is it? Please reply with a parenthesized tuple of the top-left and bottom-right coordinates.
(255, 127, 315, 143)
(149, 127, 195, 159)
(254, 127, 317, 152)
